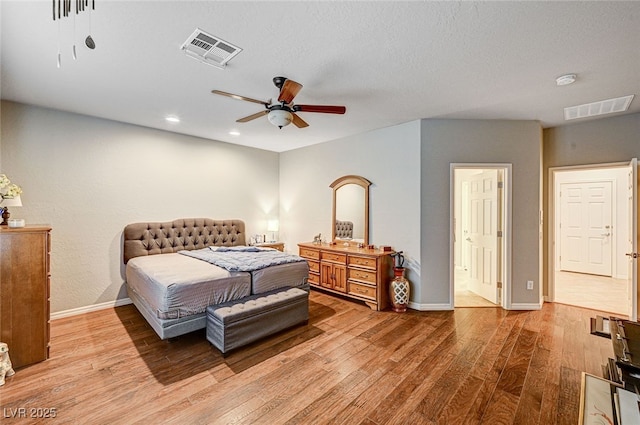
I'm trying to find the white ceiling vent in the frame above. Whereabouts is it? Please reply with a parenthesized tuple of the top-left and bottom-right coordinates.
(180, 28, 242, 69)
(564, 95, 634, 121)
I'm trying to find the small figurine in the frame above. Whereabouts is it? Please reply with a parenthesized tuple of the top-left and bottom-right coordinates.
(0, 342, 15, 386)
(313, 233, 322, 244)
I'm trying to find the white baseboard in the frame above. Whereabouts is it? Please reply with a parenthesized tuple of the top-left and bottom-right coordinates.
(508, 301, 543, 310)
(51, 298, 133, 320)
(408, 301, 454, 311)
(408, 300, 543, 311)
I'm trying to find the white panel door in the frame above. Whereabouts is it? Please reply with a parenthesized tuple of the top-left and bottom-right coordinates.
(560, 181, 612, 276)
(468, 170, 499, 304)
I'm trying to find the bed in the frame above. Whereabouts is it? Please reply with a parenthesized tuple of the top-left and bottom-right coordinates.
(123, 218, 309, 339)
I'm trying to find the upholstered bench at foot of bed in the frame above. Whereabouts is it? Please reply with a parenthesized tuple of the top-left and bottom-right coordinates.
(206, 287, 309, 355)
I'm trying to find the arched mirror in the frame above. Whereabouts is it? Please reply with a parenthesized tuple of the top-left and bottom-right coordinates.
(330, 175, 371, 246)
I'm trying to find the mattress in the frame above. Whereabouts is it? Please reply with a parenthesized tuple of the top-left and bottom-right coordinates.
(250, 261, 309, 294)
(126, 253, 251, 320)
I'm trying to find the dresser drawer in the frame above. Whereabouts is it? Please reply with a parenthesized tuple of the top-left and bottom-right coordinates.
(299, 248, 320, 260)
(348, 256, 377, 269)
(321, 252, 347, 264)
(308, 272, 320, 285)
(307, 260, 320, 273)
(348, 281, 376, 301)
(348, 268, 377, 284)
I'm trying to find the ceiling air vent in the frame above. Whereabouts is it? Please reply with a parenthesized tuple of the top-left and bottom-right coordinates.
(180, 28, 242, 69)
(564, 95, 634, 121)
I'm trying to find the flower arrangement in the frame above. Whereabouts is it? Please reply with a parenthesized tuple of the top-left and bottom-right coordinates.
(0, 174, 23, 200)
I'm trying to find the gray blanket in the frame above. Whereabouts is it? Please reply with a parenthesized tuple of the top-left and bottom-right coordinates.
(179, 246, 305, 272)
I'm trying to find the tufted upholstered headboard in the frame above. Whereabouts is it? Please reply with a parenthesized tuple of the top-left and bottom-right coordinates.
(123, 218, 246, 264)
(335, 220, 353, 239)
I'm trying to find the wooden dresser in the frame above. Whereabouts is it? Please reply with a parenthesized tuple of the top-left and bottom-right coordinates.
(0, 225, 51, 369)
(298, 242, 394, 311)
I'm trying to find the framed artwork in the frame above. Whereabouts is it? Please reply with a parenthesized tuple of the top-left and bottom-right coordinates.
(579, 372, 622, 425)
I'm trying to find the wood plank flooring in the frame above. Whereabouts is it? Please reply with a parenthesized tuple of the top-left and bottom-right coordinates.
(555, 271, 628, 316)
(0, 290, 615, 424)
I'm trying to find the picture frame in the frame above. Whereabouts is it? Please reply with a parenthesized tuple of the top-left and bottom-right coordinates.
(578, 372, 622, 425)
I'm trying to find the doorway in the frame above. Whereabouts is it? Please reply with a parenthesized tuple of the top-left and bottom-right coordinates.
(451, 164, 511, 309)
(549, 161, 637, 319)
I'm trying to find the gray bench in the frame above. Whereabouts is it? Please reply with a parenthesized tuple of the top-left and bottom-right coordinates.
(206, 287, 309, 355)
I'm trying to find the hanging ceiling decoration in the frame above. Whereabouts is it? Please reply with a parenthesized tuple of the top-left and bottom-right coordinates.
(53, 0, 94, 21)
(53, 0, 96, 67)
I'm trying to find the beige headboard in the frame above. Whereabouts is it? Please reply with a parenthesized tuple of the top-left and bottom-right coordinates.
(123, 218, 246, 264)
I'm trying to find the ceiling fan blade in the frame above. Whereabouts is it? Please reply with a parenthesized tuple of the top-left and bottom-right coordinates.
(212, 90, 269, 106)
(293, 104, 346, 114)
(278, 79, 303, 104)
(236, 110, 268, 123)
(291, 113, 309, 128)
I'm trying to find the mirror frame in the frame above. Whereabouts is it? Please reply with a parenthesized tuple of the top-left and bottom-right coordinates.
(330, 175, 371, 246)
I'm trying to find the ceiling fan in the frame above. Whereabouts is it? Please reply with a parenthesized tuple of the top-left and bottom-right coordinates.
(212, 76, 346, 129)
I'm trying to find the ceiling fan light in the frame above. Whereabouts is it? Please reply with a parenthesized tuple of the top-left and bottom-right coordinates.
(268, 109, 292, 128)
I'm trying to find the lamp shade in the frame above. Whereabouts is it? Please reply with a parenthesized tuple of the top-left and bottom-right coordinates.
(267, 219, 279, 232)
(0, 195, 22, 207)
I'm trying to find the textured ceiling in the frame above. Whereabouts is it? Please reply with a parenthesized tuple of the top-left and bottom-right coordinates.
(1, 1, 639, 152)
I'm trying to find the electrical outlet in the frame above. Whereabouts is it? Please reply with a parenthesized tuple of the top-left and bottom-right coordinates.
(526, 280, 534, 290)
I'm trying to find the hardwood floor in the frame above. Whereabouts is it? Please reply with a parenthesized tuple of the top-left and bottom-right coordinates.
(555, 271, 628, 317)
(454, 270, 498, 308)
(0, 291, 615, 424)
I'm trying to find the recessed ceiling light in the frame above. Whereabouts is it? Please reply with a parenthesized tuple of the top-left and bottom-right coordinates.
(229, 130, 240, 136)
(556, 74, 577, 86)
(165, 116, 180, 123)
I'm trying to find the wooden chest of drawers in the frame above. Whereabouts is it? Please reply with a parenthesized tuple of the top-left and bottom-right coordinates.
(298, 242, 393, 311)
(0, 225, 52, 369)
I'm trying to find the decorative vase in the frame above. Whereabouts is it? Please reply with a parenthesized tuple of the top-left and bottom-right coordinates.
(390, 267, 410, 313)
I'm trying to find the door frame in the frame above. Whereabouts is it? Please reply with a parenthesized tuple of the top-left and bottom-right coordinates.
(548, 160, 637, 320)
(450, 163, 512, 309)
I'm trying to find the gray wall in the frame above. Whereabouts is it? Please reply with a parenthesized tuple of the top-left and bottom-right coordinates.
(1, 101, 280, 313)
(8, 99, 630, 314)
(542, 112, 640, 297)
(279, 121, 422, 301)
(281, 118, 543, 309)
(420, 119, 543, 307)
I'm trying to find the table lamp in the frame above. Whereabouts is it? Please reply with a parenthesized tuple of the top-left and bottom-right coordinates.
(267, 220, 279, 243)
(1, 195, 22, 225)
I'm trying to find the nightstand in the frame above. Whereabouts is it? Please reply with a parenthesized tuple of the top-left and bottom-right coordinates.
(256, 242, 284, 252)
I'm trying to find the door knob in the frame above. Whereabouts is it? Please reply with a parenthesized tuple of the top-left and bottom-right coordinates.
(626, 253, 639, 259)
(601, 233, 611, 236)
(466, 237, 472, 242)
